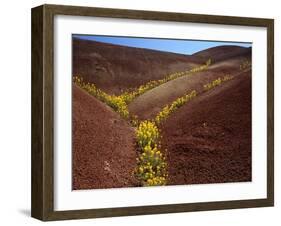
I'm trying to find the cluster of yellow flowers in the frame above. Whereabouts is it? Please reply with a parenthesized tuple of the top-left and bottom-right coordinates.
(135, 121, 167, 186)
(159, 59, 211, 84)
(136, 120, 159, 148)
(73, 59, 212, 187)
(190, 58, 212, 73)
(130, 114, 140, 127)
(118, 59, 211, 104)
(74, 59, 211, 118)
(203, 75, 233, 91)
(240, 60, 251, 71)
(118, 80, 161, 104)
(74, 76, 129, 118)
(105, 95, 129, 118)
(155, 90, 197, 125)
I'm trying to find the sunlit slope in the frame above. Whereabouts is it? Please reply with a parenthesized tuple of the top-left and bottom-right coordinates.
(128, 50, 251, 120)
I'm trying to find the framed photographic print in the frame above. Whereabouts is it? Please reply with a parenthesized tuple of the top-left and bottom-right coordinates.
(31, 4, 274, 221)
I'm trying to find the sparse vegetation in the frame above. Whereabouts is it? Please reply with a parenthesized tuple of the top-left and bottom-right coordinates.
(203, 75, 233, 91)
(73, 59, 243, 188)
(240, 60, 251, 71)
(74, 76, 130, 118)
(155, 90, 197, 125)
(74, 59, 211, 120)
(73, 38, 253, 189)
(119, 59, 211, 104)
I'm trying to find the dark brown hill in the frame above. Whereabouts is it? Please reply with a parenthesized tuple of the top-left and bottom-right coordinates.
(128, 50, 251, 121)
(72, 38, 205, 94)
(72, 84, 138, 189)
(193, 45, 251, 63)
(160, 71, 252, 185)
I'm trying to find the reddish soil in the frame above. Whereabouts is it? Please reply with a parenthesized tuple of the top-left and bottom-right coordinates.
(72, 84, 138, 189)
(128, 51, 251, 120)
(193, 45, 252, 63)
(72, 38, 205, 94)
(72, 40, 252, 188)
(160, 71, 252, 185)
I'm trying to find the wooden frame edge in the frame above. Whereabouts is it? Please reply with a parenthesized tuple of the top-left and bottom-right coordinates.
(31, 5, 44, 220)
(43, 4, 273, 26)
(31, 4, 274, 221)
(42, 198, 272, 221)
(31, 4, 55, 221)
(266, 18, 274, 206)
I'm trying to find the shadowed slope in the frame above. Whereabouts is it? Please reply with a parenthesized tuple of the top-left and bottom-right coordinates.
(72, 84, 137, 189)
(161, 71, 252, 185)
(72, 38, 205, 94)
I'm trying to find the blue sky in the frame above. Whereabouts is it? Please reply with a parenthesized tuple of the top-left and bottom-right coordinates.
(73, 34, 252, 55)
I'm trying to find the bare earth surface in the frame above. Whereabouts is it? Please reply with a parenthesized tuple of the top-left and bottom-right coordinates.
(73, 38, 204, 95)
(128, 52, 251, 120)
(72, 84, 138, 189)
(161, 71, 252, 185)
(193, 45, 251, 63)
(72, 41, 252, 189)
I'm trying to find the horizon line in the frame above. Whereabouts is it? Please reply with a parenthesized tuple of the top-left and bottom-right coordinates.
(73, 34, 252, 55)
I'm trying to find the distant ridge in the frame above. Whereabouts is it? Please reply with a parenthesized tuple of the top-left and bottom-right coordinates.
(193, 45, 251, 62)
(74, 37, 195, 57)
(72, 38, 205, 95)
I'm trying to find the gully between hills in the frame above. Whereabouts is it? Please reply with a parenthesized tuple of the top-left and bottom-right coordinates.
(72, 40, 252, 189)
